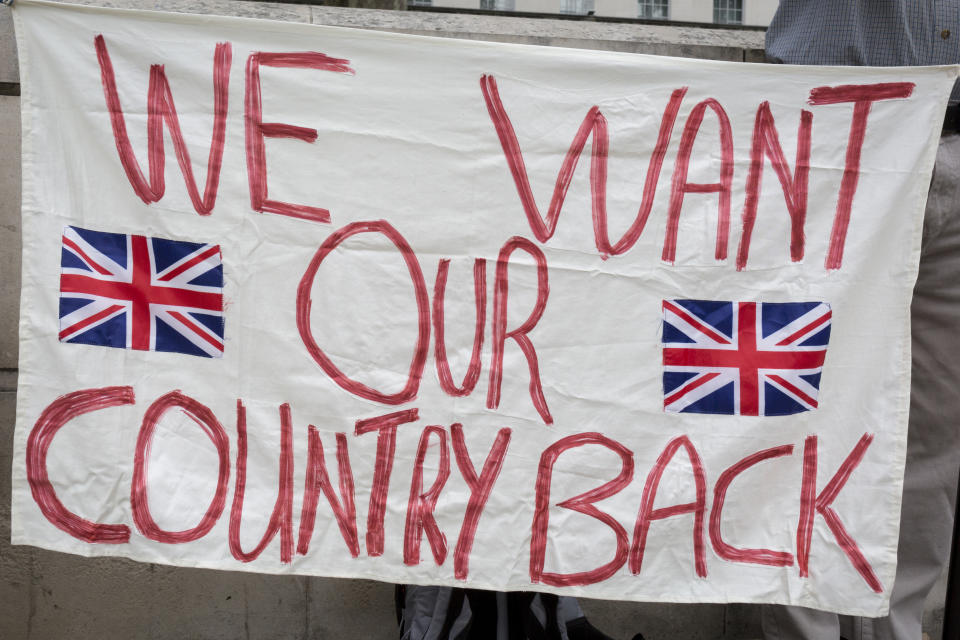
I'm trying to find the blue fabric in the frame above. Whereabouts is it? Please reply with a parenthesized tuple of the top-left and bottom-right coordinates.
(763, 381, 807, 416)
(765, 1, 960, 102)
(682, 381, 736, 415)
(760, 301, 819, 338)
(674, 299, 733, 337)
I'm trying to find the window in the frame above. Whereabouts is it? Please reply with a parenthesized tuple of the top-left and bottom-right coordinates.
(713, 0, 742, 24)
(638, 0, 668, 20)
(559, 0, 595, 15)
(481, 0, 516, 10)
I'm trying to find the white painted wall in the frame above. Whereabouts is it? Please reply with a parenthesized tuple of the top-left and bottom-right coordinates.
(745, 0, 778, 26)
(519, 0, 560, 13)
(595, 0, 637, 19)
(434, 0, 478, 9)
(669, 0, 713, 23)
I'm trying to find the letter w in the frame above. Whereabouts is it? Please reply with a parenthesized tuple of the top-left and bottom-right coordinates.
(94, 35, 232, 216)
(480, 74, 685, 256)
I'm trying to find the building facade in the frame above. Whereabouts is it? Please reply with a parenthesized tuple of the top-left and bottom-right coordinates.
(413, 0, 778, 27)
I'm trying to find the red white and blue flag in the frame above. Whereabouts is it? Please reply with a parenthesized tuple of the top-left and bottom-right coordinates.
(59, 226, 225, 358)
(661, 299, 831, 416)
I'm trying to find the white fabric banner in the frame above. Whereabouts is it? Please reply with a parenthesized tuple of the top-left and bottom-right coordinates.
(11, 0, 959, 615)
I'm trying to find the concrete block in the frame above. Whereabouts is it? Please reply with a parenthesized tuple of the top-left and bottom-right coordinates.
(19, 558, 342, 639)
(0, 369, 16, 392)
(0, 391, 30, 640)
(2, 552, 398, 639)
(0, 95, 19, 371)
(744, 47, 768, 63)
(305, 577, 397, 639)
(0, 7, 16, 85)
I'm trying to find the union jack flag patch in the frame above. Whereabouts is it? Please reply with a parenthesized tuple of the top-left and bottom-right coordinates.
(661, 299, 831, 416)
(59, 226, 225, 358)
